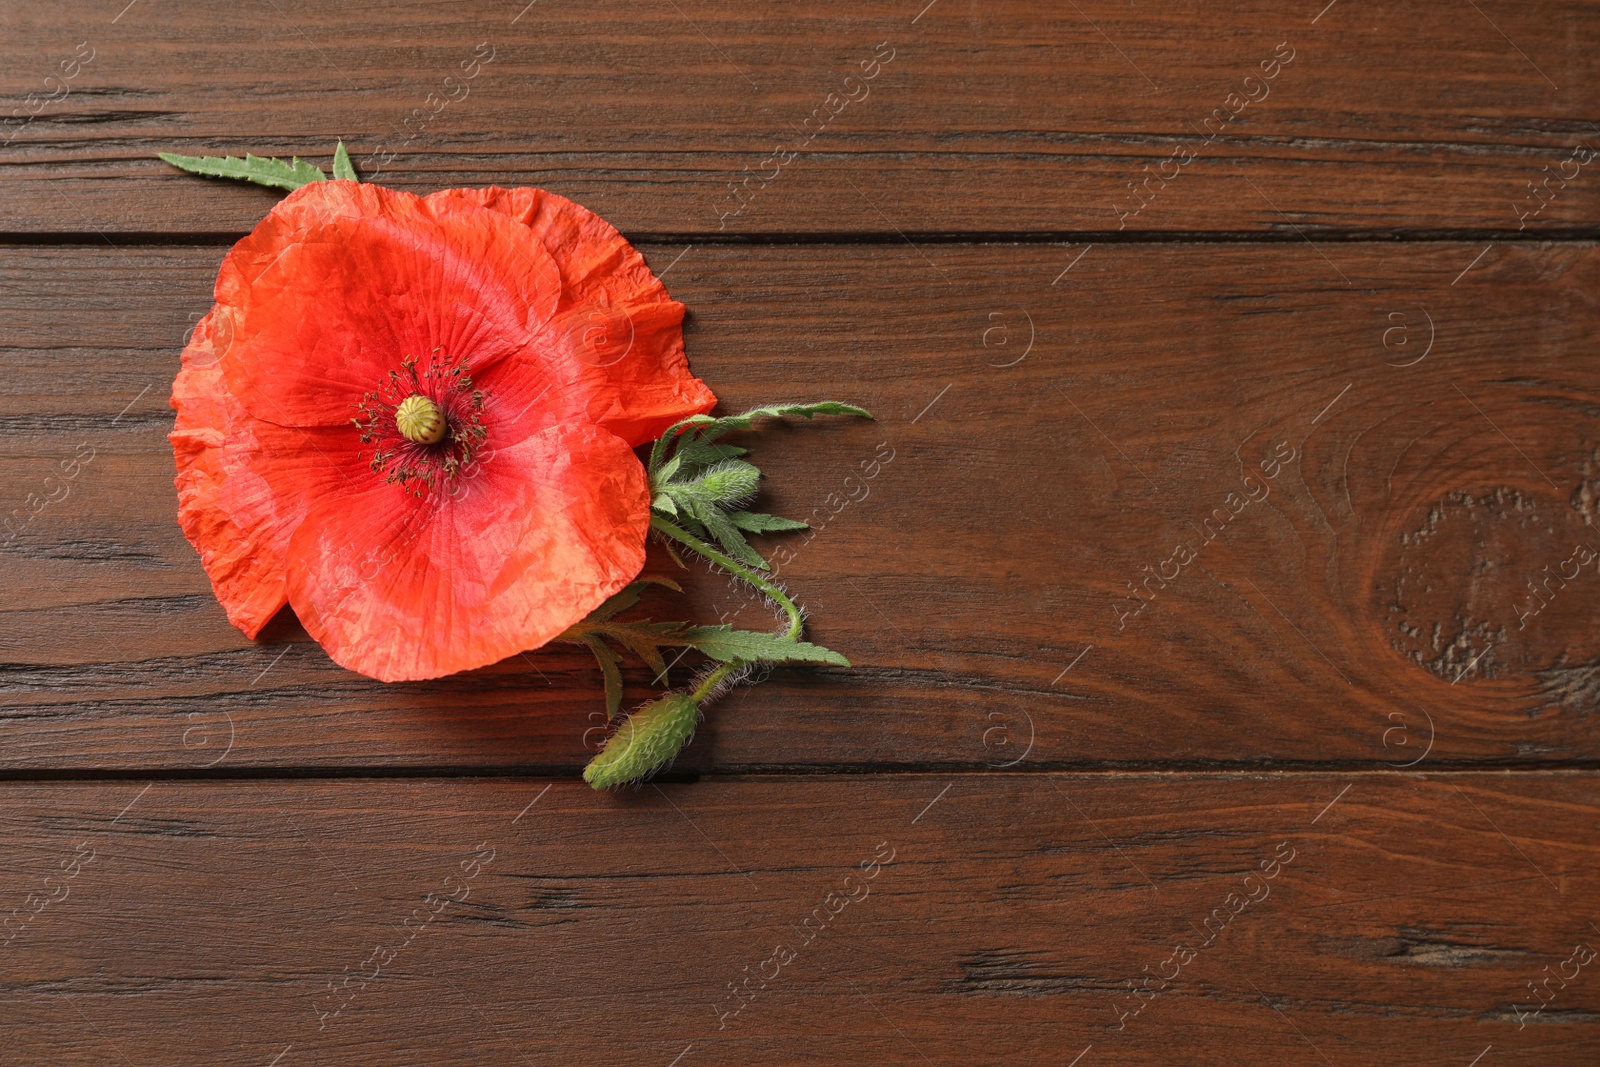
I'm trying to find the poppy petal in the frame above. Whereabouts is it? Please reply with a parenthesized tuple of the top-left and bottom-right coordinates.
(169, 311, 289, 637)
(282, 421, 649, 682)
(429, 187, 716, 446)
(218, 185, 562, 428)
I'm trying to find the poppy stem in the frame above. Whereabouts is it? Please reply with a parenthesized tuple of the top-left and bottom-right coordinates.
(648, 515, 804, 642)
(691, 663, 736, 703)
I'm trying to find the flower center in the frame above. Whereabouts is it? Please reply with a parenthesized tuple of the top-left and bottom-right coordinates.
(395, 394, 447, 444)
(352, 350, 487, 496)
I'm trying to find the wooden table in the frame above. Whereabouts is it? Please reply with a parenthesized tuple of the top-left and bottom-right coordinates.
(4, 1, 1599, 1063)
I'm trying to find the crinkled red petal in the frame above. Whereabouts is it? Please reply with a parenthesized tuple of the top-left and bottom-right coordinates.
(284, 421, 648, 681)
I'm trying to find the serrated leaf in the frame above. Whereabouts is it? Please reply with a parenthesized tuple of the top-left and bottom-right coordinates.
(583, 636, 625, 718)
(689, 496, 767, 570)
(600, 619, 689, 678)
(158, 151, 327, 191)
(584, 692, 701, 788)
(649, 401, 872, 476)
(617, 639, 669, 680)
(683, 401, 873, 446)
(577, 583, 642, 626)
(561, 577, 684, 633)
(729, 511, 808, 533)
(584, 589, 640, 625)
(659, 488, 712, 543)
(674, 440, 747, 471)
(653, 454, 683, 487)
(651, 491, 679, 517)
(662, 539, 686, 569)
(662, 480, 707, 509)
(712, 400, 872, 428)
(681, 626, 850, 667)
(332, 140, 358, 181)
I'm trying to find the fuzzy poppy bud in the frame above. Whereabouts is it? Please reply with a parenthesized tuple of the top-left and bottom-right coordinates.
(697, 461, 761, 504)
(584, 692, 701, 787)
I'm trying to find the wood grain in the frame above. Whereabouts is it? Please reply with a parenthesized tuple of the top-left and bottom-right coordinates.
(5, 241, 1600, 770)
(1, 0, 1598, 235)
(4, 1, 1600, 1061)
(1, 773, 1596, 1065)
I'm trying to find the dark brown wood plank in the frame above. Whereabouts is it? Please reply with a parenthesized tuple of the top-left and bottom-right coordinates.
(4, 241, 1600, 770)
(1, 0, 1598, 235)
(0, 772, 1595, 1064)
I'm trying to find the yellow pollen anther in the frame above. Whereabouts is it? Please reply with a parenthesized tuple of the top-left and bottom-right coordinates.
(395, 394, 446, 445)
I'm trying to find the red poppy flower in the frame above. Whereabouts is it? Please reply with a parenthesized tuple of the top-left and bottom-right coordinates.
(170, 182, 716, 681)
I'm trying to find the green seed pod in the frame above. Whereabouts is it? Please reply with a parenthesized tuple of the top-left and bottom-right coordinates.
(395, 394, 446, 445)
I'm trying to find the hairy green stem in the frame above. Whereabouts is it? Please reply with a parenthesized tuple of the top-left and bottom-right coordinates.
(649, 515, 804, 641)
(691, 662, 735, 703)
(651, 514, 804, 706)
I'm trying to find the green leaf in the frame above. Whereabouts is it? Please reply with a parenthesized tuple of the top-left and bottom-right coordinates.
(579, 576, 682, 625)
(649, 401, 872, 476)
(688, 496, 767, 571)
(659, 481, 693, 506)
(661, 539, 687, 569)
(584, 692, 701, 788)
(682, 626, 850, 667)
(583, 636, 626, 718)
(332, 140, 358, 181)
(582, 590, 638, 626)
(675, 441, 747, 471)
(637, 575, 685, 595)
(652, 454, 683, 487)
(643, 401, 868, 582)
(597, 619, 688, 679)
(159, 151, 328, 191)
(729, 511, 808, 533)
(603, 403, 869, 755)
(661, 483, 714, 522)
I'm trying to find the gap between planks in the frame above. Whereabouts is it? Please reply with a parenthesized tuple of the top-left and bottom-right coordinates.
(0, 766, 1594, 785)
(3, 228, 1600, 248)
